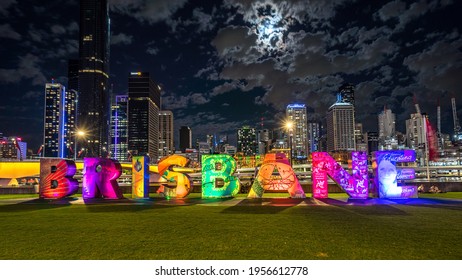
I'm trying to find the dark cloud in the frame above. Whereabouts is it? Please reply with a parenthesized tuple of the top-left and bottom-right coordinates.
(110, 0, 188, 24)
(0, 54, 47, 85)
(0, 0, 16, 16)
(111, 33, 133, 45)
(0, 23, 21, 40)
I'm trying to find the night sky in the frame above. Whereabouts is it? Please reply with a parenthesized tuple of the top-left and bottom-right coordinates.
(1, 0, 462, 151)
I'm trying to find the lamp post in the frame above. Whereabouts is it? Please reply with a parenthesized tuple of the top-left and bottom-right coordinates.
(286, 121, 293, 166)
(74, 130, 85, 160)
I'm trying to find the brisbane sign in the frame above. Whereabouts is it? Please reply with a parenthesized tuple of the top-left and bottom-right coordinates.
(39, 150, 418, 200)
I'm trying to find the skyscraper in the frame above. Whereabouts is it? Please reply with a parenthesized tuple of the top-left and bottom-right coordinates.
(43, 82, 75, 158)
(77, 0, 110, 157)
(378, 108, 396, 139)
(327, 101, 356, 152)
(338, 83, 355, 106)
(179, 126, 192, 152)
(405, 113, 426, 149)
(67, 59, 79, 92)
(159, 110, 174, 157)
(308, 122, 320, 153)
(286, 104, 308, 159)
(110, 95, 128, 161)
(257, 129, 271, 154)
(237, 126, 257, 156)
(128, 72, 160, 161)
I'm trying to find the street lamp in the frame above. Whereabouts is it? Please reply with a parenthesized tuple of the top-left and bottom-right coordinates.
(286, 121, 293, 166)
(74, 130, 86, 160)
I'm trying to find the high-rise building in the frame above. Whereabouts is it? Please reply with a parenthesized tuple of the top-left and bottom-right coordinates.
(257, 129, 271, 154)
(405, 113, 426, 149)
(286, 104, 308, 159)
(128, 72, 161, 161)
(237, 126, 257, 156)
(0, 136, 27, 160)
(378, 108, 396, 139)
(327, 100, 356, 152)
(159, 110, 174, 158)
(206, 134, 215, 153)
(179, 126, 192, 152)
(365, 131, 379, 155)
(67, 59, 79, 92)
(110, 95, 129, 161)
(77, 0, 110, 157)
(338, 83, 355, 106)
(308, 123, 320, 153)
(43, 82, 75, 158)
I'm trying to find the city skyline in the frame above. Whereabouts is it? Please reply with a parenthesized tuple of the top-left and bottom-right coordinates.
(1, 0, 462, 150)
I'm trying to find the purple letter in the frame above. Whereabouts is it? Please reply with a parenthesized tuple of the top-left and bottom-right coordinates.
(82, 158, 123, 199)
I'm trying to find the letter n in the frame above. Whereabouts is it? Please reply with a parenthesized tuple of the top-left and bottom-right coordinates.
(311, 152, 368, 199)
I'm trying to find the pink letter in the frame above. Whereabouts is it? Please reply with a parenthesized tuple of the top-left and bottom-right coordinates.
(312, 152, 368, 199)
(82, 158, 123, 199)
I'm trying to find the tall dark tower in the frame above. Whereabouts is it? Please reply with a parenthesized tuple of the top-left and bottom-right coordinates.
(127, 72, 161, 161)
(179, 126, 192, 152)
(77, 0, 110, 157)
(339, 83, 355, 106)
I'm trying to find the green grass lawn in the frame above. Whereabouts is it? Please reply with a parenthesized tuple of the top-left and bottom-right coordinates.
(0, 193, 461, 260)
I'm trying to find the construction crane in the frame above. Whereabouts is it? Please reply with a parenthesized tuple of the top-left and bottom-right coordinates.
(437, 98, 443, 150)
(451, 97, 462, 145)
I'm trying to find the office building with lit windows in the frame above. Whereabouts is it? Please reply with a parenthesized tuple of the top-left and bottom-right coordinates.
(77, 0, 110, 157)
(308, 123, 320, 153)
(327, 97, 356, 152)
(159, 110, 174, 157)
(110, 95, 129, 161)
(237, 126, 257, 156)
(43, 82, 75, 158)
(286, 104, 308, 159)
(128, 72, 161, 161)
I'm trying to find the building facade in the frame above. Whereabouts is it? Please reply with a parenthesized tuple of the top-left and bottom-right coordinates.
(127, 72, 160, 161)
(338, 83, 355, 106)
(286, 104, 308, 159)
(257, 129, 271, 155)
(179, 126, 192, 152)
(308, 122, 320, 153)
(405, 113, 426, 149)
(378, 108, 396, 139)
(77, 0, 110, 157)
(0, 136, 27, 160)
(327, 101, 356, 152)
(110, 95, 129, 161)
(237, 126, 257, 156)
(43, 82, 75, 158)
(159, 110, 174, 158)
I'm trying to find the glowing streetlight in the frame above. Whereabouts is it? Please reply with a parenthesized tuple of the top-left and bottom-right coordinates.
(74, 130, 86, 160)
(285, 121, 294, 166)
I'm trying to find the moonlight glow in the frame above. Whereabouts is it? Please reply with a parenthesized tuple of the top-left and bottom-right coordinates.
(249, 3, 293, 54)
